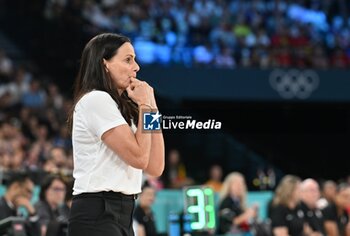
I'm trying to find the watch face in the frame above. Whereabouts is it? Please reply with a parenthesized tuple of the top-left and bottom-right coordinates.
(183, 186, 216, 231)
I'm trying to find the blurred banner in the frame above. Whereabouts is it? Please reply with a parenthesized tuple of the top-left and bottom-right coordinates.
(140, 66, 350, 102)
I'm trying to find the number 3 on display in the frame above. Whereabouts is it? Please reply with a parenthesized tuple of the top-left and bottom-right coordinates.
(184, 186, 216, 231)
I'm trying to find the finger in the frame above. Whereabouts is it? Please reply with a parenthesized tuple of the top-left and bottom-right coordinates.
(130, 77, 141, 83)
(126, 85, 133, 95)
(140, 81, 150, 90)
(129, 82, 136, 90)
(130, 79, 142, 88)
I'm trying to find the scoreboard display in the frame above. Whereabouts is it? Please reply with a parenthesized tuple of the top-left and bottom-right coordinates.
(183, 186, 216, 231)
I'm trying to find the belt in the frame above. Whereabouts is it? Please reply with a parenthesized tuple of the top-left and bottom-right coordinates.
(73, 191, 138, 200)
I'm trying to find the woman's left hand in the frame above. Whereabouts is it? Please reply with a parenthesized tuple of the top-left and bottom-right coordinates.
(129, 78, 157, 109)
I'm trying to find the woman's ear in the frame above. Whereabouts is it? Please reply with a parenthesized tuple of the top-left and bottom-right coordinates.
(103, 59, 109, 72)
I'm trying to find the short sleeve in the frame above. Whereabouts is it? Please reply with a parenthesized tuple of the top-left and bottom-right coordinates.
(270, 205, 287, 228)
(80, 91, 127, 138)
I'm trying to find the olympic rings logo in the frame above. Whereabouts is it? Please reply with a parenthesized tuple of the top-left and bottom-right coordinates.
(269, 69, 319, 99)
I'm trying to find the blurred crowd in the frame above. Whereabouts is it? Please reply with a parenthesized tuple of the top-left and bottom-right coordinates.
(215, 174, 350, 236)
(3, 163, 350, 236)
(0, 48, 73, 184)
(42, 0, 350, 68)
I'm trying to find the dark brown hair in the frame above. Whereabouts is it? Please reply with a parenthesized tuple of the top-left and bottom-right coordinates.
(67, 33, 138, 130)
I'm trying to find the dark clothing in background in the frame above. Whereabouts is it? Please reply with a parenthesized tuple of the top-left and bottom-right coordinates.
(270, 204, 305, 236)
(35, 200, 61, 227)
(299, 201, 325, 235)
(0, 196, 40, 236)
(217, 196, 246, 234)
(322, 202, 349, 236)
(0, 197, 16, 220)
(133, 205, 157, 236)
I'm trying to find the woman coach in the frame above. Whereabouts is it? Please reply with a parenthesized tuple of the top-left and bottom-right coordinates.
(67, 33, 165, 236)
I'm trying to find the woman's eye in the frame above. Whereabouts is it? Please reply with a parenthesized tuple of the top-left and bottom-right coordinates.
(126, 58, 131, 63)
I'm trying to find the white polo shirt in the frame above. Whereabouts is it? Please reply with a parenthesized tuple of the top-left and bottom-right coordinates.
(72, 90, 142, 195)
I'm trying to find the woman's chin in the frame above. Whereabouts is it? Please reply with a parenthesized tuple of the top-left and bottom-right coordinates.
(117, 88, 125, 95)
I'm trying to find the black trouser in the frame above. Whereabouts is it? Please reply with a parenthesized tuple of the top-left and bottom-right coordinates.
(68, 191, 137, 236)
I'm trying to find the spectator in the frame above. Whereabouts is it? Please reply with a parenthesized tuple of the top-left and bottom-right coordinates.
(21, 79, 46, 109)
(233, 14, 252, 39)
(46, 83, 64, 110)
(312, 45, 329, 69)
(0, 172, 40, 236)
(26, 143, 44, 171)
(217, 172, 258, 235)
(45, 108, 61, 136)
(323, 183, 350, 236)
(204, 164, 223, 192)
(300, 178, 325, 236)
(52, 125, 72, 150)
(0, 150, 11, 172)
(0, 66, 31, 109)
(270, 175, 311, 236)
(0, 121, 27, 172)
(10, 148, 25, 171)
(47, 146, 68, 170)
(133, 182, 158, 236)
(214, 47, 236, 69)
(34, 174, 67, 236)
(331, 48, 349, 68)
(40, 142, 69, 177)
(42, 158, 59, 175)
(162, 149, 193, 189)
(317, 180, 337, 209)
(19, 107, 37, 141)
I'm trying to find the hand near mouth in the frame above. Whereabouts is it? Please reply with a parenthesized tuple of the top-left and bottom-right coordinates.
(126, 78, 152, 106)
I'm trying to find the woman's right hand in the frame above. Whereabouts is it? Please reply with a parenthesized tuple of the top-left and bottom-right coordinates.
(126, 78, 153, 107)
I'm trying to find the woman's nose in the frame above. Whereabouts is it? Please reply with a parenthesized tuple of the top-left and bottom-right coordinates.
(134, 61, 140, 72)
